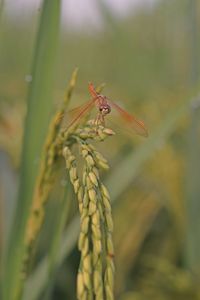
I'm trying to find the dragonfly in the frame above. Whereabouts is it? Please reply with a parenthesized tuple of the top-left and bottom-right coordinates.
(64, 82, 148, 137)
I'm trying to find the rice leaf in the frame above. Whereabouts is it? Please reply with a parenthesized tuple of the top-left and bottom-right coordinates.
(3, 1, 60, 299)
(184, 100, 200, 270)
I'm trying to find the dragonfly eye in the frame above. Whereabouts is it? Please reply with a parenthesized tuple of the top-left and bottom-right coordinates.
(106, 105, 111, 114)
(99, 105, 111, 115)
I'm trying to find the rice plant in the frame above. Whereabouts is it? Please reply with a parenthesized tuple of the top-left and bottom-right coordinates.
(1, 0, 200, 300)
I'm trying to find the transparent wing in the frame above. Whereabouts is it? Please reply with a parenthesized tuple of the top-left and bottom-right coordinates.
(61, 98, 96, 130)
(109, 100, 148, 137)
(88, 82, 99, 98)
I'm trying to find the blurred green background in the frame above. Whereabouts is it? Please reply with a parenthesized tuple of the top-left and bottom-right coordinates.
(1, 0, 200, 299)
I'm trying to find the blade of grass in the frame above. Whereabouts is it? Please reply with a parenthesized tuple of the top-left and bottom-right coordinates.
(48, 184, 72, 274)
(184, 0, 200, 271)
(24, 216, 80, 300)
(43, 182, 72, 299)
(3, 1, 60, 299)
(184, 100, 200, 270)
(188, 0, 199, 85)
(24, 96, 194, 300)
(0, 0, 4, 22)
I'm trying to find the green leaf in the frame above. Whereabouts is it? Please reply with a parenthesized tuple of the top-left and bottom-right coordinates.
(24, 216, 80, 300)
(43, 183, 72, 299)
(3, 1, 60, 299)
(184, 100, 200, 270)
(0, 0, 4, 20)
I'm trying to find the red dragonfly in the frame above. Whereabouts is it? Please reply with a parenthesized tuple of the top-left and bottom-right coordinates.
(64, 82, 148, 137)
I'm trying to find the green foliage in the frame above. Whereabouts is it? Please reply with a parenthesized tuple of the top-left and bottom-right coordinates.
(1, 0, 200, 299)
(2, 1, 61, 299)
(185, 101, 200, 270)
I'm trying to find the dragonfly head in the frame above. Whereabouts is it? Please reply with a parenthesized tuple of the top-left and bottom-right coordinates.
(99, 104, 111, 116)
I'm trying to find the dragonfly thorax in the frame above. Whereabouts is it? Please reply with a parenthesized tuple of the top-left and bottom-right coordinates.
(99, 104, 111, 116)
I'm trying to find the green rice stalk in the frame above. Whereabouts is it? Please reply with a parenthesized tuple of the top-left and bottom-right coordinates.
(3, 1, 61, 299)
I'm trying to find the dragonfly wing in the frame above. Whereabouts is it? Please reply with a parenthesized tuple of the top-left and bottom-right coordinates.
(61, 98, 96, 129)
(88, 82, 99, 99)
(109, 100, 148, 137)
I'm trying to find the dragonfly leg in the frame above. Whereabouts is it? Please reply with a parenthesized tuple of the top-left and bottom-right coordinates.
(92, 113, 100, 133)
(94, 113, 100, 126)
(101, 115, 105, 127)
(97, 113, 105, 126)
(93, 113, 106, 134)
